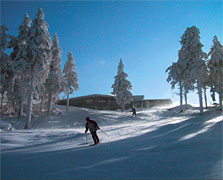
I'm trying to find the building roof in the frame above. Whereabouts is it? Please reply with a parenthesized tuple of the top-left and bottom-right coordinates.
(62, 94, 115, 101)
(59, 94, 171, 102)
(133, 95, 144, 101)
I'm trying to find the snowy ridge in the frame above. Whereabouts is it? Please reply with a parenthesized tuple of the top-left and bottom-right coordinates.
(1, 105, 222, 179)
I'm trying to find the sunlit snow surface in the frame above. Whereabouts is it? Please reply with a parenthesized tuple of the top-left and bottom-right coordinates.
(1, 105, 222, 179)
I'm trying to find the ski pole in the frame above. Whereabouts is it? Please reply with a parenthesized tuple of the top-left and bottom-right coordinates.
(99, 129, 109, 137)
(85, 133, 88, 144)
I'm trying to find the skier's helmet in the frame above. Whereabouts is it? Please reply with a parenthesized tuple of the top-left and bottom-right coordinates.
(86, 117, 90, 121)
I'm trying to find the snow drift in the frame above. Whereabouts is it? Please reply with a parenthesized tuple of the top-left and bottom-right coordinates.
(1, 105, 222, 179)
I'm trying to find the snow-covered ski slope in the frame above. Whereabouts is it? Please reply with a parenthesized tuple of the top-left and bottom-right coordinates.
(1, 105, 222, 179)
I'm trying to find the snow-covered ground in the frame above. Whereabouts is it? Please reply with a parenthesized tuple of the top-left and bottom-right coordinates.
(1, 105, 222, 179)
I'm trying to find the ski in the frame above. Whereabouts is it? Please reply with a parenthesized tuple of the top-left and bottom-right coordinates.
(89, 143, 100, 146)
(89, 144, 96, 146)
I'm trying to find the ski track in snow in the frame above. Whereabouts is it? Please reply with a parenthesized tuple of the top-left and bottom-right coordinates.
(1, 105, 222, 179)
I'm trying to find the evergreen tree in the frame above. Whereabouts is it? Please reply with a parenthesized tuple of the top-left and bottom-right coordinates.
(63, 52, 79, 112)
(178, 51, 196, 107)
(0, 25, 11, 114)
(8, 13, 31, 117)
(24, 8, 52, 128)
(208, 36, 223, 110)
(112, 58, 133, 111)
(166, 61, 184, 111)
(179, 26, 206, 114)
(0, 25, 8, 52)
(200, 57, 209, 109)
(45, 33, 64, 115)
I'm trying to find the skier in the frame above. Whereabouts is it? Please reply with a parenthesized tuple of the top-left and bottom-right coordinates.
(131, 107, 136, 117)
(85, 117, 100, 145)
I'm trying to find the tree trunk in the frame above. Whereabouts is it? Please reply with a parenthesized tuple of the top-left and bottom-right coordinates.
(179, 81, 183, 112)
(121, 102, 124, 112)
(197, 81, 203, 114)
(203, 87, 208, 109)
(12, 100, 16, 114)
(219, 93, 223, 111)
(40, 98, 43, 112)
(1, 92, 4, 117)
(184, 91, 188, 107)
(47, 93, 52, 116)
(66, 93, 69, 112)
(210, 87, 216, 101)
(6, 100, 10, 112)
(25, 73, 34, 129)
(18, 97, 24, 118)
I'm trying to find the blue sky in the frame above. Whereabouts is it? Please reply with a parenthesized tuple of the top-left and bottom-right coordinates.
(2, 1, 222, 105)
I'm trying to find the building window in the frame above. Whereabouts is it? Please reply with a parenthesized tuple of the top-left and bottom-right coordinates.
(85, 100, 93, 104)
(98, 100, 106, 103)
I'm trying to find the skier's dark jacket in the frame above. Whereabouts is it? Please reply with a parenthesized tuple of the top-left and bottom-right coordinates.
(85, 120, 100, 133)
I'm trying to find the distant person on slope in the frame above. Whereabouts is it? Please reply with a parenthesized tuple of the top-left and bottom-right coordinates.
(85, 117, 100, 145)
(131, 107, 136, 117)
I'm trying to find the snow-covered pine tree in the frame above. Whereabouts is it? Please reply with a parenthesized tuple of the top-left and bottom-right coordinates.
(37, 83, 47, 112)
(112, 58, 133, 111)
(0, 25, 8, 52)
(24, 8, 52, 128)
(11, 13, 31, 74)
(45, 33, 64, 115)
(200, 56, 209, 109)
(166, 61, 185, 111)
(7, 35, 20, 114)
(178, 49, 196, 108)
(208, 36, 223, 110)
(179, 26, 206, 114)
(0, 25, 12, 114)
(8, 13, 32, 117)
(63, 52, 79, 112)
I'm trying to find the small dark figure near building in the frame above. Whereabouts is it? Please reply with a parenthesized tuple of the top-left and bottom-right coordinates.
(131, 107, 136, 117)
(85, 117, 100, 145)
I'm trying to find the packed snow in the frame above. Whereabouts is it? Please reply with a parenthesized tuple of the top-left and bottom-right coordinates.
(1, 104, 222, 179)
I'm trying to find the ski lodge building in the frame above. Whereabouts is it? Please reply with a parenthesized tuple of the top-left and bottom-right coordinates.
(57, 94, 172, 110)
